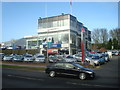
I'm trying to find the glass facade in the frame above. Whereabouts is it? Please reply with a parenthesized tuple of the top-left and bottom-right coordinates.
(28, 41, 37, 49)
(38, 33, 69, 45)
(25, 14, 91, 55)
(38, 15, 69, 29)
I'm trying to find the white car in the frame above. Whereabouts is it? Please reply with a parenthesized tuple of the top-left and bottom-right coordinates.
(34, 55, 45, 63)
(3, 55, 13, 61)
(86, 55, 101, 66)
(23, 55, 34, 62)
(13, 55, 24, 62)
(73, 54, 82, 62)
(64, 55, 77, 62)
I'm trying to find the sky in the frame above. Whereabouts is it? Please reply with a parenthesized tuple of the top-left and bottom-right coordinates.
(1, 1, 118, 42)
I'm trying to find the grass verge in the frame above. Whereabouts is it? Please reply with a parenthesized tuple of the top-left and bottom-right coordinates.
(2, 64, 46, 71)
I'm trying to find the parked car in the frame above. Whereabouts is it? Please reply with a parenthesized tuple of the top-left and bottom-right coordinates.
(86, 53, 95, 62)
(101, 53, 109, 62)
(112, 51, 117, 56)
(13, 55, 24, 62)
(98, 56, 106, 65)
(86, 56, 100, 66)
(34, 54, 45, 63)
(23, 55, 34, 62)
(10, 54, 18, 58)
(118, 51, 120, 56)
(73, 54, 82, 62)
(0, 53, 5, 61)
(45, 62, 95, 80)
(48, 55, 58, 63)
(3, 55, 13, 61)
(64, 55, 77, 62)
(114, 51, 119, 56)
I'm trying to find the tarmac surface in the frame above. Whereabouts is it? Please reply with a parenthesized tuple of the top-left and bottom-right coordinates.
(2, 56, 120, 88)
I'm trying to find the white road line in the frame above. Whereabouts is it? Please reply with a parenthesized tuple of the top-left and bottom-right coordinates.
(66, 82, 116, 88)
(7, 74, 44, 81)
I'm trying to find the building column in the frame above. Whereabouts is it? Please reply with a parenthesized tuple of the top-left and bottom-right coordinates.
(26, 40, 28, 49)
(69, 30, 71, 55)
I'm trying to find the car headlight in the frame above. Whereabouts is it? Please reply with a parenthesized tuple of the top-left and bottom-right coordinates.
(94, 60, 98, 63)
(86, 71, 93, 74)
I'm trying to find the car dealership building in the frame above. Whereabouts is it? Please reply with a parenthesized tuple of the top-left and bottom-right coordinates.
(24, 14, 91, 55)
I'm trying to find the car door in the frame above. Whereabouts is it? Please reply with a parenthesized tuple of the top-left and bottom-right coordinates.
(54, 63, 65, 74)
(63, 63, 78, 76)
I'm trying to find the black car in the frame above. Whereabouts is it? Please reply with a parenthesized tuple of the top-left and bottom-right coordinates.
(45, 62, 95, 80)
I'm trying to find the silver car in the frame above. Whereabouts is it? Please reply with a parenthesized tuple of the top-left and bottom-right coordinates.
(13, 55, 24, 62)
(3, 55, 13, 61)
(23, 55, 34, 62)
(64, 55, 77, 62)
(73, 54, 82, 62)
(34, 55, 45, 63)
(86, 56, 100, 66)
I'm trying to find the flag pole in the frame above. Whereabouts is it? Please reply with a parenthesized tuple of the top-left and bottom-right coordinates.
(70, 0, 72, 15)
(45, 2, 49, 63)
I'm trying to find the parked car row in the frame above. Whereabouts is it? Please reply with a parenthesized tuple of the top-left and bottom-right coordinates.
(111, 50, 120, 56)
(1, 50, 119, 64)
(85, 52, 110, 66)
(2, 53, 46, 63)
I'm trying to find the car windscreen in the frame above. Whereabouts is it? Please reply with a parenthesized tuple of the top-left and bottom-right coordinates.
(66, 56, 73, 58)
(92, 56, 99, 59)
(25, 56, 32, 57)
(37, 56, 44, 58)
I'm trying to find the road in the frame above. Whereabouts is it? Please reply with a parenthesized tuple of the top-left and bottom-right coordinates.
(2, 56, 120, 88)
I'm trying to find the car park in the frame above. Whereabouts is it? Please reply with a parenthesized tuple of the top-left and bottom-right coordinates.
(34, 54, 45, 63)
(45, 62, 95, 80)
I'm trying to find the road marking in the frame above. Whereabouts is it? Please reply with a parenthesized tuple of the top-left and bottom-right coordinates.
(66, 82, 117, 88)
(7, 74, 44, 81)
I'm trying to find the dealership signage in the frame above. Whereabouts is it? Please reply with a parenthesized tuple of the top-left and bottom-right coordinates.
(43, 44, 61, 48)
(48, 49, 58, 53)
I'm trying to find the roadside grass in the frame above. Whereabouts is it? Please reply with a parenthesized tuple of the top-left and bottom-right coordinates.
(2, 64, 46, 71)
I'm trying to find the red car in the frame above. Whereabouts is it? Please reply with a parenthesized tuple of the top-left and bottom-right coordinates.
(118, 52, 120, 56)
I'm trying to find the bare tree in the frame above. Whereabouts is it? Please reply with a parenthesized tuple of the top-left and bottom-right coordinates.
(99, 28, 108, 43)
(92, 28, 101, 44)
(92, 28, 108, 44)
(110, 28, 120, 45)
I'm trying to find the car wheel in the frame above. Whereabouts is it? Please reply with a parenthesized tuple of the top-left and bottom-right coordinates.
(79, 73, 86, 80)
(49, 71, 56, 77)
